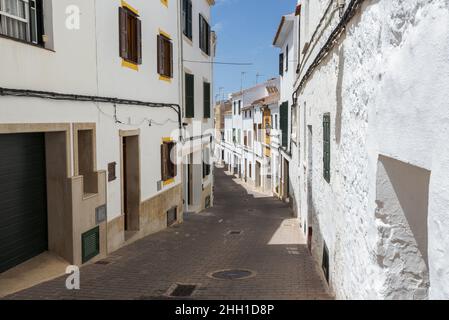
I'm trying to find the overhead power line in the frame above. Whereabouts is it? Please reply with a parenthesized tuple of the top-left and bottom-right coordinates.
(183, 60, 253, 66)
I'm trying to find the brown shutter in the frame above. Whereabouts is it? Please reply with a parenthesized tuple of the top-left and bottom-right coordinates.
(136, 18, 142, 65)
(169, 40, 173, 78)
(161, 143, 167, 181)
(119, 7, 128, 59)
(172, 144, 177, 177)
(157, 35, 164, 75)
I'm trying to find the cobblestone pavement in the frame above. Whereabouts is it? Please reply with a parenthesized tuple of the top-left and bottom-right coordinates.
(5, 167, 331, 300)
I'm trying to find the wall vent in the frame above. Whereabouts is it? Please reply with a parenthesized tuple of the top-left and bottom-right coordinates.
(167, 207, 177, 227)
(82, 226, 100, 263)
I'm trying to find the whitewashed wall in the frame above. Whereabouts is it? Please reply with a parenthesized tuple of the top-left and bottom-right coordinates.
(296, 0, 449, 299)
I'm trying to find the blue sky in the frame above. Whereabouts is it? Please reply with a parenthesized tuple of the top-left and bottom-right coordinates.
(212, 0, 297, 100)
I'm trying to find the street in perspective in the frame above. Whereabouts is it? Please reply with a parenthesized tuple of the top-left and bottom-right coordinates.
(1, 0, 449, 307)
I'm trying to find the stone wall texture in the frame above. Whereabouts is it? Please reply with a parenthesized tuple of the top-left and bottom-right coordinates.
(298, 0, 449, 299)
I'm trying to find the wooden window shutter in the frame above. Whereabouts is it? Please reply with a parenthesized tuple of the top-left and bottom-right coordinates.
(203, 82, 211, 118)
(185, 73, 195, 118)
(279, 53, 284, 76)
(136, 18, 142, 64)
(187, 1, 193, 39)
(323, 113, 331, 183)
(169, 40, 173, 77)
(280, 101, 288, 147)
(161, 143, 168, 181)
(172, 144, 177, 178)
(119, 7, 128, 60)
(157, 35, 164, 75)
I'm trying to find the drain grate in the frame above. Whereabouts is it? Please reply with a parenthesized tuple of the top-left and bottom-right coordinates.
(170, 284, 197, 297)
(95, 260, 111, 265)
(210, 269, 255, 280)
(227, 230, 243, 235)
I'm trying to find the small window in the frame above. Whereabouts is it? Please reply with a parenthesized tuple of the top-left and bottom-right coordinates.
(161, 141, 177, 182)
(182, 0, 192, 40)
(203, 82, 211, 118)
(199, 14, 210, 55)
(285, 45, 289, 72)
(157, 34, 173, 78)
(119, 6, 142, 65)
(323, 113, 331, 183)
(0, 0, 44, 45)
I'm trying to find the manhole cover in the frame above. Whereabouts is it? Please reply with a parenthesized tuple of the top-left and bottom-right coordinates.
(209, 269, 255, 280)
(168, 284, 197, 297)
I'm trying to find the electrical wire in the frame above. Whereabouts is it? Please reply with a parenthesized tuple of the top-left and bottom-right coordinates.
(183, 60, 253, 66)
(295, 0, 366, 94)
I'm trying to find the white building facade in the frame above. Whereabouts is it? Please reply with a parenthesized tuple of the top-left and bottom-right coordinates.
(290, 0, 449, 299)
(0, 0, 214, 275)
(181, 0, 215, 214)
(220, 79, 279, 194)
(273, 12, 300, 208)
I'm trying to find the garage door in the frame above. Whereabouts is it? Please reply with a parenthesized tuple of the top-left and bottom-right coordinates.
(0, 133, 48, 273)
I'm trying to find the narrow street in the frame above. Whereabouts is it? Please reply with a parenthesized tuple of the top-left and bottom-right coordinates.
(5, 167, 330, 300)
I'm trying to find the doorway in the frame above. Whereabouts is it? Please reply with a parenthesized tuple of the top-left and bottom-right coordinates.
(307, 125, 313, 226)
(188, 153, 193, 207)
(121, 134, 140, 234)
(244, 158, 248, 182)
(255, 161, 261, 188)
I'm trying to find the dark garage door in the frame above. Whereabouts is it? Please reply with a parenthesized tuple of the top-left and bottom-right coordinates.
(0, 133, 48, 273)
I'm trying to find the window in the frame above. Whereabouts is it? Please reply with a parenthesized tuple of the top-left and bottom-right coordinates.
(199, 14, 210, 55)
(238, 100, 241, 115)
(0, 0, 43, 45)
(279, 53, 284, 76)
(185, 73, 194, 118)
(275, 114, 278, 129)
(323, 113, 331, 183)
(182, 0, 192, 40)
(203, 82, 211, 118)
(157, 33, 173, 78)
(285, 45, 289, 72)
(161, 141, 177, 181)
(119, 6, 142, 65)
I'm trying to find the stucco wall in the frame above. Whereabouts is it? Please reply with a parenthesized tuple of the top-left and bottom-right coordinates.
(297, 0, 449, 299)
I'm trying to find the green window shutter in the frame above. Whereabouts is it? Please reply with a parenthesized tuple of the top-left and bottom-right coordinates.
(82, 226, 100, 263)
(280, 101, 288, 147)
(203, 82, 211, 118)
(323, 113, 331, 183)
(185, 73, 195, 118)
